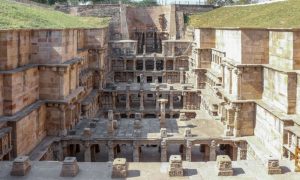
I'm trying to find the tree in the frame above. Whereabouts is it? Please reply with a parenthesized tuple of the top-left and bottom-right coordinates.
(207, 0, 235, 6)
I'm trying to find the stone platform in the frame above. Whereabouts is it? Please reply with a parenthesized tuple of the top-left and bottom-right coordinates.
(0, 160, 299, 180)
(70, 112, 224, 139)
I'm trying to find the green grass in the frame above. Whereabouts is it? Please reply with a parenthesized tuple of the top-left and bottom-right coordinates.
(189, 0, 300, 28)
(0, 0, 110, 29)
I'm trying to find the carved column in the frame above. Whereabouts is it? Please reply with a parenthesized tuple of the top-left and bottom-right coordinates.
(182, 92, 187, 109)
(161, 139, 167, 162)
(186, 140, 192, 162)
(173, 57, 176, 70)
(57, 142, 65, 161)
(112, 92, 117, 110)
(221, 63, 225, 88)
(140, 90, 144, 111)
(237, 141, 247, 160)
(163, 57, 167, 71)
(83, 142, 91, 162)
(59, 104, 67, 136)
(58, 68, 66, 99)
(143, 45, 146, 55)
(126, 85, 130, 111)
(133, 58, 136, 70)
(154, 53, 157, 71)
(108, 141, 114, 162)
(107, 110, 114, 136)
(234, 105, 241, 137)
(169, 91, 174, 110)
(179, 67, 184, 84)
(235, 68, 242, 100)
(228, 67, 233, 94)
(156, 91, 160, 111)
(159, 99, 168, 128)
(209, 140, 216, 161)
(143, 58, 146, 71)
(133, 141, 140, 162)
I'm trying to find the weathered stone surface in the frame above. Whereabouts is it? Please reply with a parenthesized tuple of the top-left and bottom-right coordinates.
(266, 156, 282, 175)
(10, 156, 31, 176)
(168, 155, 183, 177)
(60, 157, 79, 177)
(112, 158, 128, 178)
(216, 155, 233, 176)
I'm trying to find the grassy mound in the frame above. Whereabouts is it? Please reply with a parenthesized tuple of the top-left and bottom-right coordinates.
(0, 0, 110, 29)
(189, 0, 300, 28)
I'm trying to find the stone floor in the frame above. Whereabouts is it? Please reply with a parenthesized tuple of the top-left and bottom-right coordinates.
(71, 110, 224, 139)
(0, 160, 299, 180)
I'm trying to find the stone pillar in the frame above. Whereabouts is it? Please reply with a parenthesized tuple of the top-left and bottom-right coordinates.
(295, 147, 300, 172)
(237, 141, 247, 160)
(140, 90, 144, 111)
(169, 90, 174, 110)
(58, 69, 65, 99)
(126, 85, 130, 111)
(154, 53, 157, 71)
(108, 141, 114, 162)
(133, 141, 140, 162)
(163, 57, 167, 71)
(83, 143, 91, 162)
(209, 140, 217, 161)
(139, 73, 143, 86)
(179, 67, 185, 84)
(133, 58, 136, 70)
(235, 68, 242, 99)
(234, 106, 241, 137)
(173, 57, 176, 70)
(59, 104, 67, 136)
(10, 156, 31, 176)
(159, 99, 168, 128)
(156, 91, 160, 111)
(161, 139, 167, 162)
(182, 92, 187, 109)
(221, 63, 225, 88)
(229, 67, 233, 94)
(107, 110, 114, 136)
(143, 58, 146, 71)
(112, 92, 117, 110)
(143, 45, 146, 55)
(185, 140, 192, 162)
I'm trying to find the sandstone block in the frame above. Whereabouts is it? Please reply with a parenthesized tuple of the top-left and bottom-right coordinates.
(11, 156, 31, 176)
(112, 158, 128, 178)
(60, 157, 79, 177)
(168, 155, 183, 177)
(216, 155, 233, 176)
(160, 128, 167, 138)
(266, 156, 282, 175)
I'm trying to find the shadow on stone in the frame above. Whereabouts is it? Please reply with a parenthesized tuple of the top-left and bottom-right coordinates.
(183, 168, 198, 176)
(281, 166, 291, 174)
(233, 168, 245, 176)
(127, 170, 140, 178)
